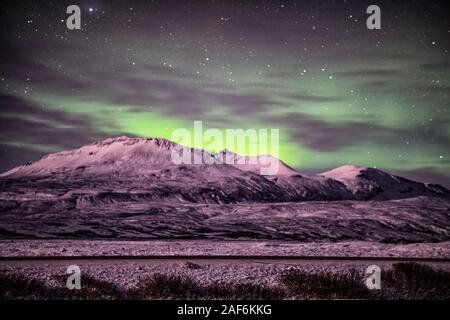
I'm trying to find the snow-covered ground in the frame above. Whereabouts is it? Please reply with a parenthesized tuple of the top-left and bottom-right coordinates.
(1, 240, 449, 258)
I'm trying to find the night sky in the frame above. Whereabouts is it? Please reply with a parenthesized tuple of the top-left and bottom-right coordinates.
(0, 0, 449, 186)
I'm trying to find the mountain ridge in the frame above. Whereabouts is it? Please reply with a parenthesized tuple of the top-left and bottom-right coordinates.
(0, 136, 448, 202)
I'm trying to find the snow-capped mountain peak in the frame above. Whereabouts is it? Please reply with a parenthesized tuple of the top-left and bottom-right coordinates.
(214, 149, 299, 176)
(0, 136, 180, 177)
(320, 165, 447, 200)
(0, 136, 298, 178)
(320, 165, 367, 180)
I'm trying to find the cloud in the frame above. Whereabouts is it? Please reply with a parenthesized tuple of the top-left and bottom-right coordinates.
(1, 40, 289, 122)
(269, 112, 450, 152)
(337, 69, 402, 78)
(417, 61, 450, 72)
(288, 93, 343, 103)
(0, 94, 109, 154)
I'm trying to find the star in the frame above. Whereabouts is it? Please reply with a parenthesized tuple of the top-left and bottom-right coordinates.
(0, 0, 448, 189)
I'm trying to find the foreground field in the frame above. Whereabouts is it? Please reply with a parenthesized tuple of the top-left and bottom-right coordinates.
(1, 240, 449, 300)
(1, 262, 449, 300)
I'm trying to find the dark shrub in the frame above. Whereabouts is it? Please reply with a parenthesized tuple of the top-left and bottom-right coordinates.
(0, 273, 50, 299)
(279, 269, 372, 299)
(131, 273, 284, 300)
(3, 263, 449, 300)
(131, 273, 201, 299)
(205, 282, 285, 300)
(377, 262, 450, 300)
(52, 273, 126, 299)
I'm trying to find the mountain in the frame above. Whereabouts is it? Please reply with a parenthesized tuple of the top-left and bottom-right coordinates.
(320, 165, 449, 200)
(0, 137, 449, 242)
(0, 136, 298, 178)
(0, 137, 448, 203)
(0, 136, 182, 178)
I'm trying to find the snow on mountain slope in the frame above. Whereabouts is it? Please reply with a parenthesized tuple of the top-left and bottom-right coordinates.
(0, 136, 196, 178)
(0, 137, 448, 202)
(320, 165, 449, 200)
(216, 149, 299, 176)
(0, 136, 298, 178)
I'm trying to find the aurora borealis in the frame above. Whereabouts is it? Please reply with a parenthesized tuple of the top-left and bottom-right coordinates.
(0, 0, 449, 186)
